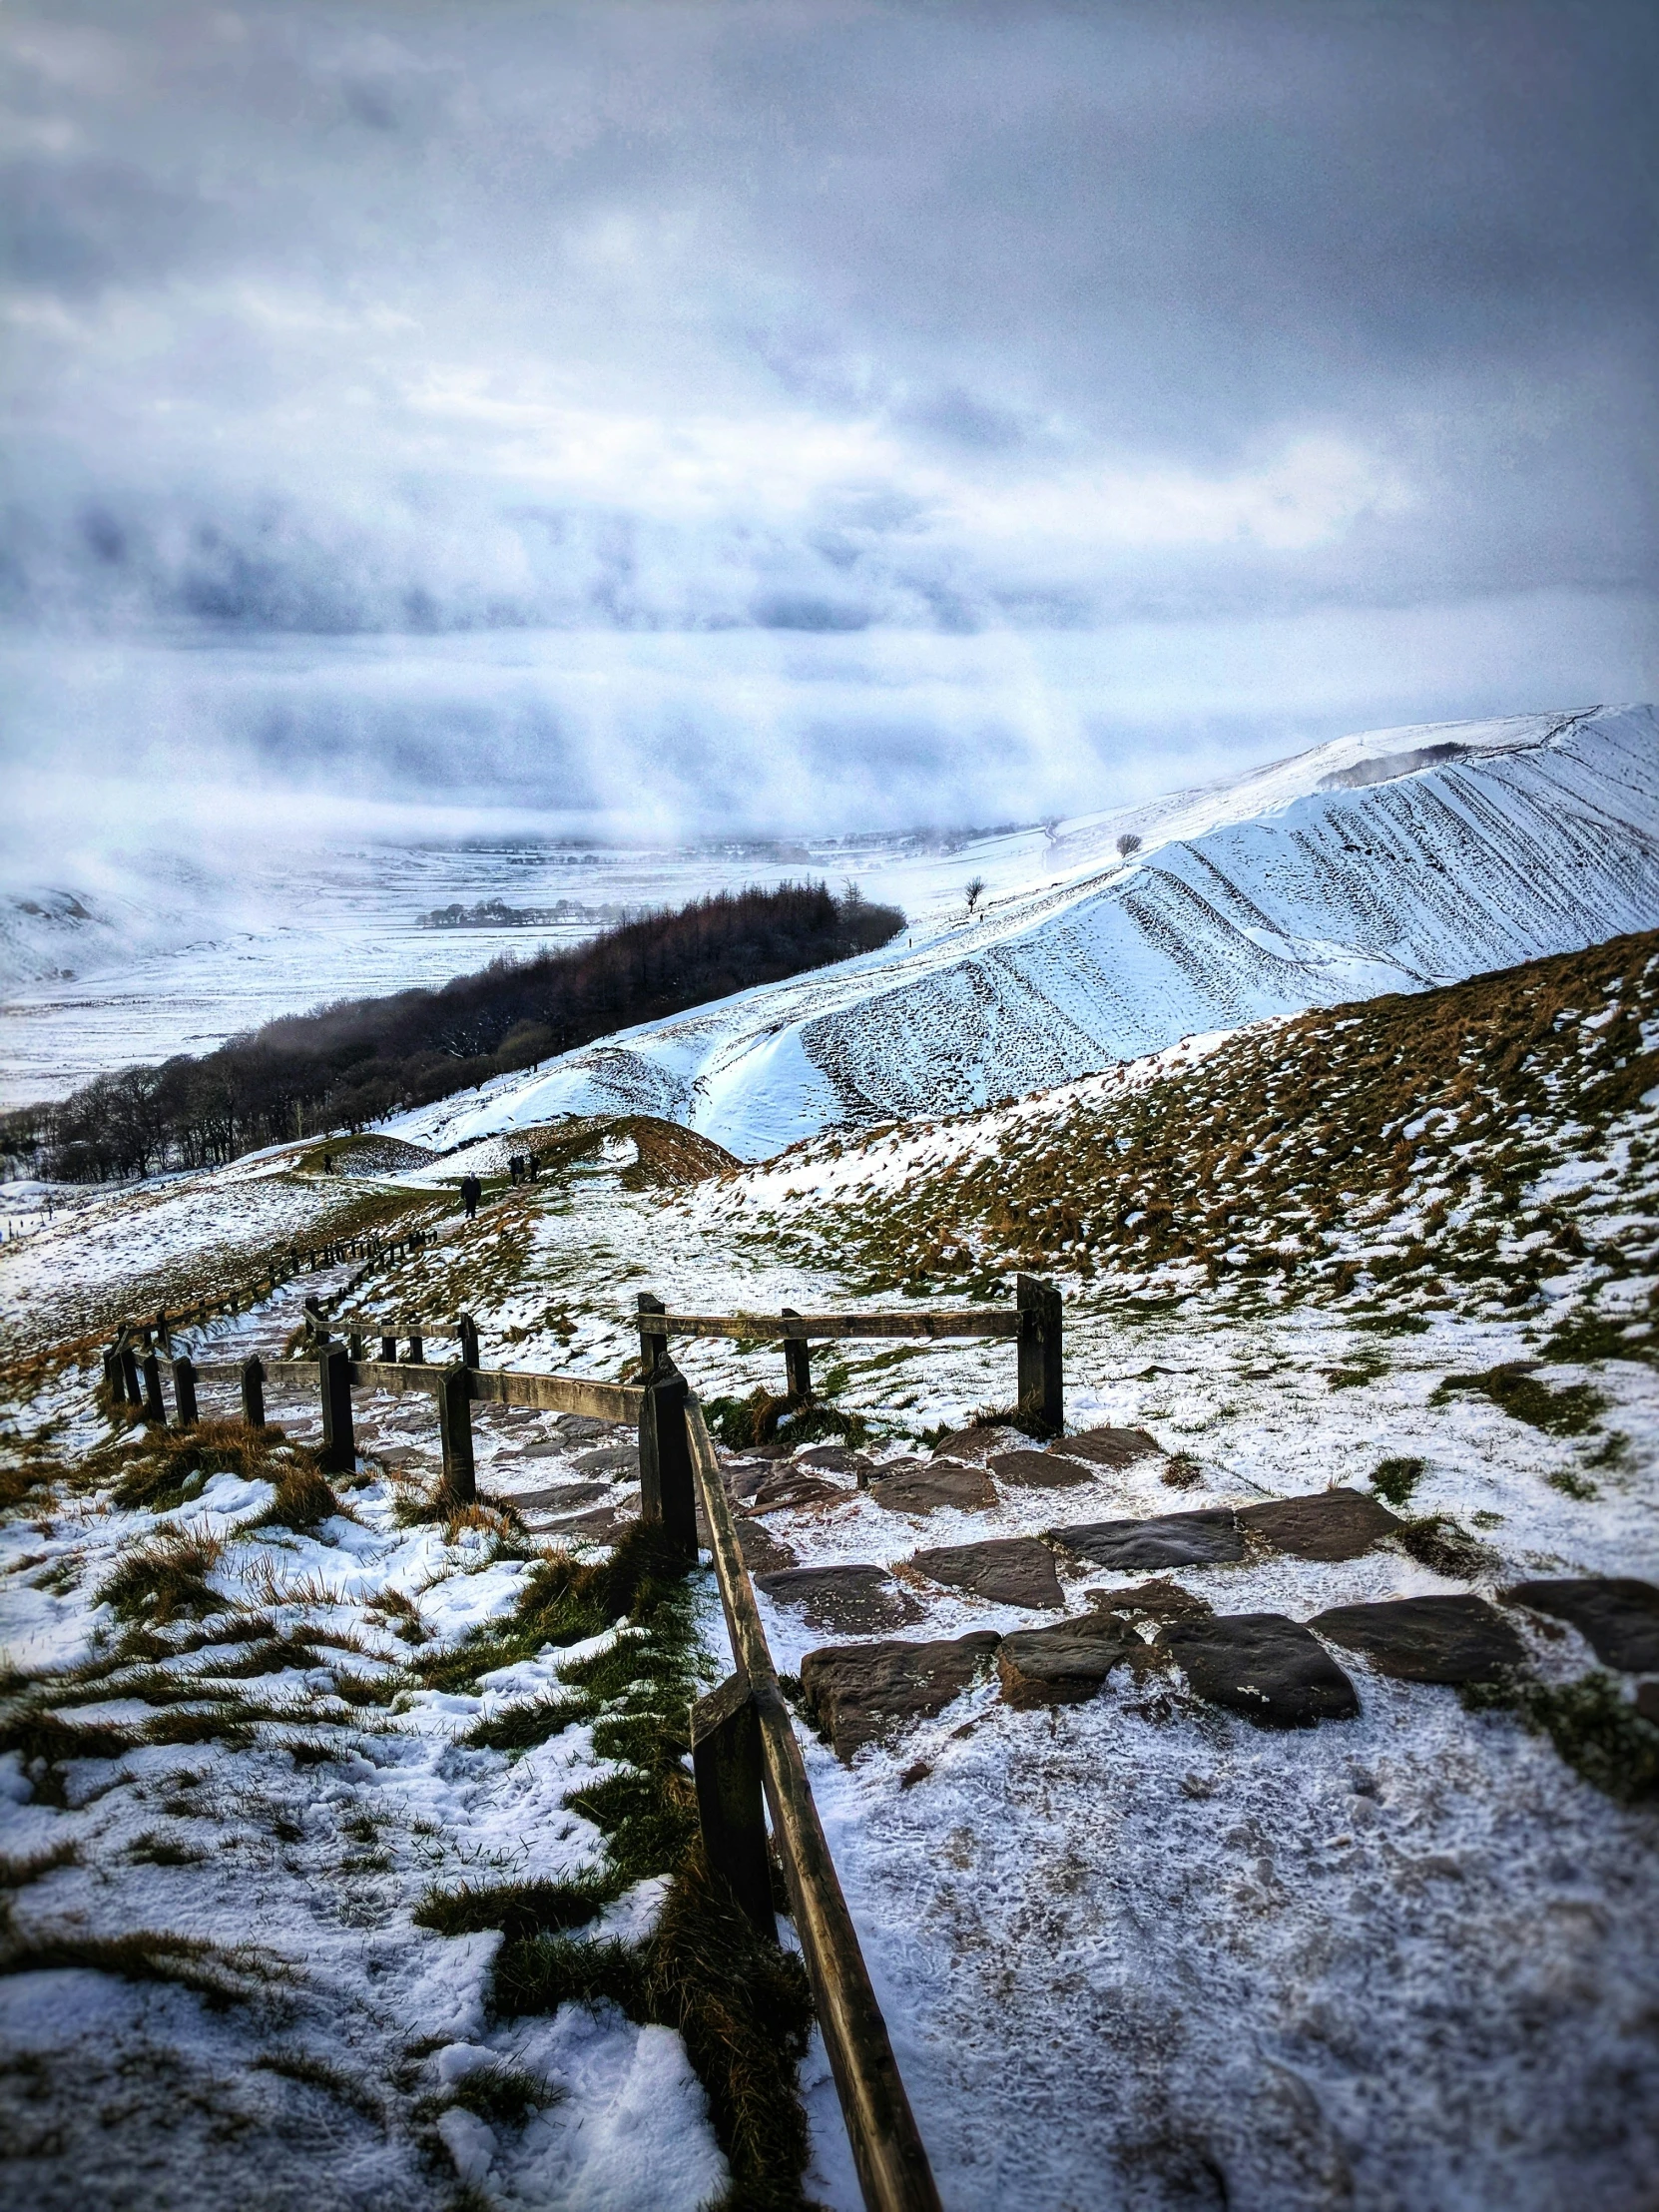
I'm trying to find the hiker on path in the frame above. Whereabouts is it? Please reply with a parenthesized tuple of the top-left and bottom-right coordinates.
(460, 1174, 480, 1220)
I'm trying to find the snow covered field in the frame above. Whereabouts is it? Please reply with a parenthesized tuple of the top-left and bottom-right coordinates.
(0, 830, 941, 1108)
(4, 709, 1658, 2211)
(5, 930, 1659, 2208)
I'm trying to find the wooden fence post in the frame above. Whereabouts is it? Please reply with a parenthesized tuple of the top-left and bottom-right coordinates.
(141, 1350, 166, 1425)
(119, 1338, 142, 1406)
(348, 1331, 366, 1361)
(318, 1344, 355, 1474)
(639, 1361, 697, 1557)
(155, 1307, 170, 1355)
(457, 1313, 480, 1370)
(406, 1331, 424, 1365)
(241, 1356, 267, 1430)
(172, 1356, 198, 1430)
(637, 1291, 668, 1377)
(103, 1346, 121, 1401)
(782, 1307, 812, 1400)
(437, 1364, 476, 1507)
(379, 1333, 396, 1362)
(691, 1672, 775, 1939)
(1015, 1274, 1064, 1437)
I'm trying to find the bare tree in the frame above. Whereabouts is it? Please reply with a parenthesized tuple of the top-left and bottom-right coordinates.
(1115, 832, 1143, 858)
(964, 874, 987, 915)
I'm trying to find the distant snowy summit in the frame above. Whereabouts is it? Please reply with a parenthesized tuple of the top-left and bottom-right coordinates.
(395, 704, 1659, 1160)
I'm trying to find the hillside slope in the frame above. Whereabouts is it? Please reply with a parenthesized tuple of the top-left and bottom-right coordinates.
(396, 704, 1659, 1160)
(691, 924, 1659, 1337)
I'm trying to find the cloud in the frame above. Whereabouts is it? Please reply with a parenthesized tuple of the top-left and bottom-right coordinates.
(0, 0, 1653, 847)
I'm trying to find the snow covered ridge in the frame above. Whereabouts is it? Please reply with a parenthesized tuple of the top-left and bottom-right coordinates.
(688, 924, 1659, 1357)
(394, 704, 1659, 1160)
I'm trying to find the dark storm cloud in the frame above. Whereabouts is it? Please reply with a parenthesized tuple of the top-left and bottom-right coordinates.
(0, 0, 1653, 843)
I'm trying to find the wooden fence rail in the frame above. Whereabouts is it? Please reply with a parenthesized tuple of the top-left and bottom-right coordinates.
(685, 1389, 943, 2212)
(639, 1272, 1063, 1434)
(98, 1277, 1080, 2210)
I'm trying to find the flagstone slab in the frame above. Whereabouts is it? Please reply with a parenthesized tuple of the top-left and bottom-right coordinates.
(1310, 1595, 1525, 1683)
(909, 1537, 1065, 1609)
(1084, 1576, 1212, 1623)
(997, 1614, 1153, 1708)
(1237, 1488, 1403, 1560)
(1506, 1578, 1659, 1672)
(735, 1520, 799, 1575)
(929, 1426, 1029, 1464)
(799, 1631, 1002, 1759)
(757, 1564, 925, 1635)
(869, 1460, 998, 1515)
(989, 1448, 1093, 1489)
(1158, 1613, 1361, 1727)
(1053, 1426, 1166, 1469)
(1049, 1508, 1245, 1570)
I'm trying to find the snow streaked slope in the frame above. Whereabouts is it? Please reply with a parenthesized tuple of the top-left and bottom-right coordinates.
(394, 705, 1659, 1159)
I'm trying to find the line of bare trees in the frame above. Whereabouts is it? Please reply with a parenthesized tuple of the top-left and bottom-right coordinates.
(2, 881, 902, 1184)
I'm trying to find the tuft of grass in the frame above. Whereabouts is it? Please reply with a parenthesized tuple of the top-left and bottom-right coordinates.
(1464, 1671, 1659, 1803)
(254, 1462, 342, 1532)
(253, 2049, 385, 2122)
(1396, 1513, 1499, 1581)
(415, 1874, 614, 1942)
(1432, 1365, 1607, 1437)
(464, 1693, 584, 1754)
(492, 1931, 648, 2019)
(648, 1846, 815, 2210)
(110, 1418, 296, 1513)
(1371, 1455, 1426, 1508)
(0, 1841, 80, 1890)
(443, 2059, 552, 2128)
(129, 1830, 207, 1867)
(0, 1923, 274, 2007)
(95, 1527, 229, 1626)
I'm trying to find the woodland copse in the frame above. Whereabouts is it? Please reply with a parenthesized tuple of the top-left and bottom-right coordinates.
(5, 880, 901, 1182)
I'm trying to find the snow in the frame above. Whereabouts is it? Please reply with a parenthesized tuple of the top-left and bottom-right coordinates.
(381, 704, 1659, 1159)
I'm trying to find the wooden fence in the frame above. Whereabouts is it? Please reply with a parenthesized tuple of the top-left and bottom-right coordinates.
(636, 1269, 1064, 1434)
(95, 1274, 1067, 2212)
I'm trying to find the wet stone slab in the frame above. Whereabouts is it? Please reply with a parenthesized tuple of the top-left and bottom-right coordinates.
(792, 1444, 875, 1482)
(909, 1537, 1065, 1609)
(735, 1520, 799, 1575)
(1050, 1508, 1246, 1570)
(1506, 1578, 1659, 1672)
(570, 1443, 642, 1481)
(756, 1564, 925, 1635)
(1052, 1426, 1166, 1469)
(869, 1460, 998, 1515)
(500, 1480, 613, 1513)
(997, 1614, 1154, 1708)
(928, 1426, 1030, 1464)
(1085, 1576, 1212, 1624)
(800, 1631, 1002, 1759)
(1237, 1488, 1403, 1560)
(1158, 1613, 1361, 1728)
(1310, 1595, 1526, 1683)
(989, 1448, 1093, 1490)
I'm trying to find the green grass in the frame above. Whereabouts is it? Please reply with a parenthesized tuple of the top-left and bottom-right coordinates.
(415, 1874, 614, 1942)
(1371, 1455, 1426, 1508)
(1432, 1365, 1607, 1436)
(1464, 1671, 1659, 1804)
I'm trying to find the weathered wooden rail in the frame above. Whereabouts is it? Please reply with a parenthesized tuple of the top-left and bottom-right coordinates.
(638, 1270, 1063, 1433)
(685, 1387, 942, 2210)
(96, 1281, 1076, 2210)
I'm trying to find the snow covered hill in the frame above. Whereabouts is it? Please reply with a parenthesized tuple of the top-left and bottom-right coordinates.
(395, 704, 1659, 1160)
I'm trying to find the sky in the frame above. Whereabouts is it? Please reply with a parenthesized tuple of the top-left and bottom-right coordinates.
(1, 0, 1655, 868)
